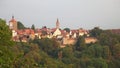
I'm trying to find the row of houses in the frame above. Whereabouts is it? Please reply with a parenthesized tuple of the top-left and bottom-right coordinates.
(9, 17, 97, 46)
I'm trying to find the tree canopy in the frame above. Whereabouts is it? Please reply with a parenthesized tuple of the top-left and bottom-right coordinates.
(90, 27, 103, 37)
(64, 28, 70, 33)
(0, 18, 14, 67)
(0, 18, 13, 46)
(31, 24, 35, 30)
(17, 21, 26, 29)
(0, 19, 120, 68)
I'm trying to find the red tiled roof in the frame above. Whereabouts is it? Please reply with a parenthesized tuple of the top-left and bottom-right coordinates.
(71, 30, 78, 33)
(111, 29, 120, 34)
(17, 29, 35, 35)
(51, 28, 57, 32)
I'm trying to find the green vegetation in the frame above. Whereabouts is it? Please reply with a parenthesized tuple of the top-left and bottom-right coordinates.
(0, 19, 14, 68)
(64, 28, 70, 33)
(17, 21, 26, 29)
(0, 18, 120, 68)
(0, 19, 13, 46)
(31, 24, 35, 30)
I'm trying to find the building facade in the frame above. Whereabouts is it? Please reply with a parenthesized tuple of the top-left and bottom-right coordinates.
(9, 16, 17, 30)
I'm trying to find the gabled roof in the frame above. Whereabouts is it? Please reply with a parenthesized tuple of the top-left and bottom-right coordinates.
(51, 28, 57, 32)
(17, 29, 35, 35)
(71, 30, 79, 33)
(35, 29, 42, 33)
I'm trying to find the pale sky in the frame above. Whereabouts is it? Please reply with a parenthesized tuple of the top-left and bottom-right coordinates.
(0, 0, 120, 29)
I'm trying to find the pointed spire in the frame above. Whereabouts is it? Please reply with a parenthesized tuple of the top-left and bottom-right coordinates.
(56, 18, 60, 29)
(56, 18, 59, 23)
(12, 15, 14, 19)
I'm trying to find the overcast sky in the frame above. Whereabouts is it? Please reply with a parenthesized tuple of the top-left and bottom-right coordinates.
(0, 0, 120, 29)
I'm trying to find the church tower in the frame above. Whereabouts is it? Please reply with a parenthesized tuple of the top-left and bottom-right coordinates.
(56, 18, 60, 29)
(9, 16, 17, 30)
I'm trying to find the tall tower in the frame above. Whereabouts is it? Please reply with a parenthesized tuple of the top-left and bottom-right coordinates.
(56, 18, 60, 29)
(9, 16, 17, 30)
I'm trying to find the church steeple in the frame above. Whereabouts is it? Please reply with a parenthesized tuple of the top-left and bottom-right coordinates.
(12, 16, 14, 19)
(9, 16, 17, 30)
(56, 18, 60, 29)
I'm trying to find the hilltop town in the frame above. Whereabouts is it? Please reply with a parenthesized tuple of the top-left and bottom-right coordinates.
(1, 0, 120, 67)
(1, 16, 120, 68)
(9, 16, 97, 47)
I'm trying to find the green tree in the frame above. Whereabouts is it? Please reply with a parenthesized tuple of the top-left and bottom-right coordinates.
(113, 43, 120, 59)
(61, 46, 78, 67)
(64, 28, 70, 33)
(90, 27, 103, 38)
(91, 58, 108, 68)
(75, 36, 86, 51)
(102, 46, 111, 60)
(17, 21, 26, 29)
(31, 24, 35, 30)
(62, 46, 74, 58)
(0, 18, 13, 46)
(98, 32, 119, 46)
(98, 33, 110, 45)
(86, 44, 103, 58)
(32, 38, 60, 58)
(0, 18, 14, 67)
(14, 42, 69, 68)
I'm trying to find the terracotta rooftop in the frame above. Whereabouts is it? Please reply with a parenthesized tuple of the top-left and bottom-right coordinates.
(110, 29, 120, 34)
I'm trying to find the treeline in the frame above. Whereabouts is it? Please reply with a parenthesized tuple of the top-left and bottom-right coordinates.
(0, 18, 120, 68)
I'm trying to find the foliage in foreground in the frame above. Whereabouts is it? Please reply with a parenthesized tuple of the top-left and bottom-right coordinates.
(0, 18, 120, 68)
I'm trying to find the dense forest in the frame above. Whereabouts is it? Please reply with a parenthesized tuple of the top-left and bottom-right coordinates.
(0, 18, 120, 68)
